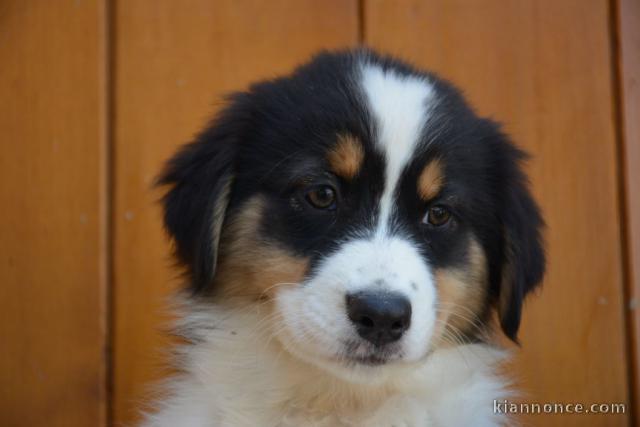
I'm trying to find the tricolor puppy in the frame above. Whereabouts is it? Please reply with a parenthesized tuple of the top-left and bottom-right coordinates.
(144, 49, 545, 427)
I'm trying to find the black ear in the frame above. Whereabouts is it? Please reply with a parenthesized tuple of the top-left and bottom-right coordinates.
(494, 134, 546, 342)
(158, 97, 247, 293)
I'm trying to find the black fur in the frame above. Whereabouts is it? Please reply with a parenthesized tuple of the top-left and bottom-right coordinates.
(158, 96, 248, 293)
(158, 48, 545, 341)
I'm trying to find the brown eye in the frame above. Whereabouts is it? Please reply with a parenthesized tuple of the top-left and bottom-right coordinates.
(305, 185, 337, 210)
(424, 205, 451, 226)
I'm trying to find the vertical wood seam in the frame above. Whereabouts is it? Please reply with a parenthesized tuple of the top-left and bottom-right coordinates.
(358, 0, 366, 44)
(609, 0, 636, 424)
(104, 0, 116, 426)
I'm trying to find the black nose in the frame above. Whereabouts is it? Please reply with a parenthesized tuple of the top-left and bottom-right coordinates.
(346, 291, 412, 346)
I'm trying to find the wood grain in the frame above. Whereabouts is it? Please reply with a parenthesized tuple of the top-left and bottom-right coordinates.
(365, 0, 629, 425)
(617, 0, 640, 421)
(0, 1, 108, 426)
(111, 1, 359, 424)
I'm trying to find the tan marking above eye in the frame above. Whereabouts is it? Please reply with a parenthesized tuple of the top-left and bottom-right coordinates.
(418, 158, 444, 201)
(327, 134, 365, 179)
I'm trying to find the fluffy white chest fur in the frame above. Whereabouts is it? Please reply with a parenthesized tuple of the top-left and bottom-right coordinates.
(142, 306, 511, 427)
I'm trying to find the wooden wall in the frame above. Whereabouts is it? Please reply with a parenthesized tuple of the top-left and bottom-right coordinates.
(1, 1, 637, 426)
(618, 0, 640, 417)
(0, 1, 108, 426)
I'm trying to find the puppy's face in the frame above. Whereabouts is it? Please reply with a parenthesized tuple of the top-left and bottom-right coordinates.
(160, 51, 545, 382)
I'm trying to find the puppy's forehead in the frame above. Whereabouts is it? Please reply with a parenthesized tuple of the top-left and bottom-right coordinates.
(360, 63, 436, 162)
(242, 59, 443, 211)
(358, 63, 437, 226)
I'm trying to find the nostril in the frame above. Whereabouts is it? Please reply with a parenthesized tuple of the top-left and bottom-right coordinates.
(391, 320, 404, 330)
(359, 316, 375, 328)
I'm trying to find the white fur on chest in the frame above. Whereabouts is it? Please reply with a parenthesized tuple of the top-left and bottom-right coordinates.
(142, 305, 512, 427)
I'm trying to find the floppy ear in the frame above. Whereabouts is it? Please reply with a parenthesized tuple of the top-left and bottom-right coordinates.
(494, 135, 546, 342)
(158, 97, 247, 294)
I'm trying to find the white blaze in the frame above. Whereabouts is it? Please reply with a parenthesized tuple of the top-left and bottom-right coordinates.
(360, 63, 436, 235)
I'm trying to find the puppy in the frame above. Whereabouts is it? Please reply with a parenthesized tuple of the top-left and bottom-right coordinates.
(143, 49, 545, 427)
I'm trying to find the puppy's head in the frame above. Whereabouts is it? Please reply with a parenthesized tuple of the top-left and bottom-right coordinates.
(160, 50, 545, 382)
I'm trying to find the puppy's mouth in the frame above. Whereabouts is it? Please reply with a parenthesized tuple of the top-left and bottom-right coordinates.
(345, 353, 392, 366)
(339, 341, 403, 366)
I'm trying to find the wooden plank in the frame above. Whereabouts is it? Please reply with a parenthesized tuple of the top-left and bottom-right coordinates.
(0, 1, 108, 426)
(617, 0, 640, 421)
(111, 1, 359, 424)
(365, 0, 629, 425)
